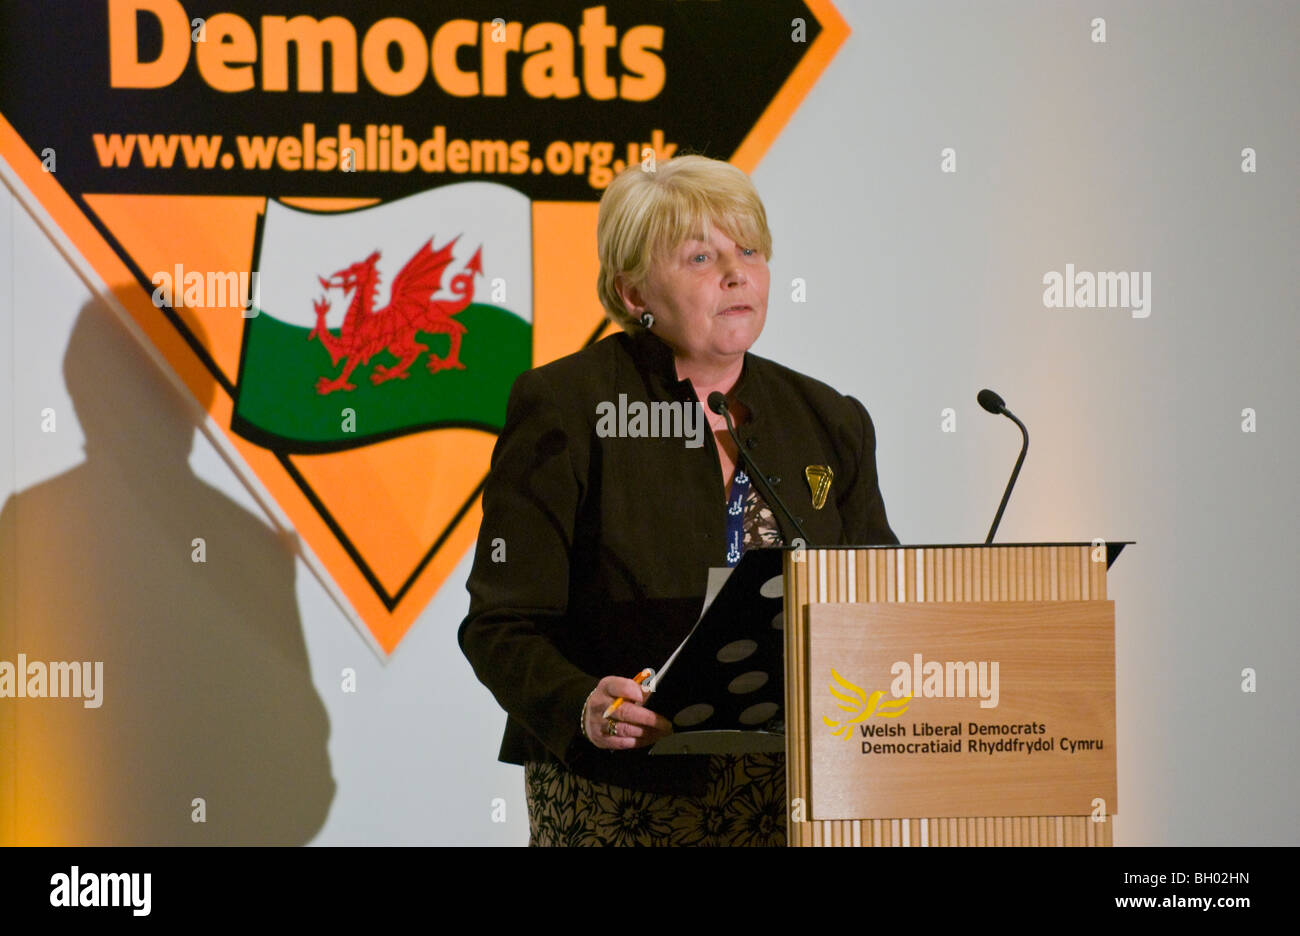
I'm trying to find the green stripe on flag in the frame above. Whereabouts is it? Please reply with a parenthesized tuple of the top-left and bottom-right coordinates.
(234, 304, 531, 448)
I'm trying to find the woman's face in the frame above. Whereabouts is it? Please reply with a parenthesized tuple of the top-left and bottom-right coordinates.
(623, 225, 769, 364)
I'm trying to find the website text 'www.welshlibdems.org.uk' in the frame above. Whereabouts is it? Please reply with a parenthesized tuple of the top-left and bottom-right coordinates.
(91, 124, 676, 190)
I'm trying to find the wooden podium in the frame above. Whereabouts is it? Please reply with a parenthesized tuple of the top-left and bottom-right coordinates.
(781, 543, 1125, 847)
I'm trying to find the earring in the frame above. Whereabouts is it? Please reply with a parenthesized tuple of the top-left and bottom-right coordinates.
(640, 311, 654, 329)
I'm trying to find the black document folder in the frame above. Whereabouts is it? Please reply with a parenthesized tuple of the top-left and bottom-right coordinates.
(645, 547, 787, 755)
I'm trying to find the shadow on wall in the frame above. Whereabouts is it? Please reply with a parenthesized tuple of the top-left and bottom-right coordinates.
(0, 295, 335, 844)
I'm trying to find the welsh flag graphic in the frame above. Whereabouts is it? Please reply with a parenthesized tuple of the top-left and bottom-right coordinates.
(233, 184, 533, 451)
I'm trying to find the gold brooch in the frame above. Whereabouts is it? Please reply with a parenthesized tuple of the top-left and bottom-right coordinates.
(805, 465, 833, 510)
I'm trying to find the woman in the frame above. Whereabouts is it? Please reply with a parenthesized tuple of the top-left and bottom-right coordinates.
(459, 154, 897, 846)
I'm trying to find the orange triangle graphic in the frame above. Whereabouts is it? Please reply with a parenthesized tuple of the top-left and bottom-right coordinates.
(82, 193, 264, 386)
(289, 429, 496, 601)
(0, 0, 848, 654)
(0, 136, 611, 654)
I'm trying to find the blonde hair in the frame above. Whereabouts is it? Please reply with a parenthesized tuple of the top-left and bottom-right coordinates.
(596, 154, 773, 332)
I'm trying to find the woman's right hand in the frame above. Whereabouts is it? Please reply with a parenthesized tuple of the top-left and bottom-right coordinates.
(583, 676, 674, 751)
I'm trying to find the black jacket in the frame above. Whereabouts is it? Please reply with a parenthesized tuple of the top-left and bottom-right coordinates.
(457, 327, 898, 794)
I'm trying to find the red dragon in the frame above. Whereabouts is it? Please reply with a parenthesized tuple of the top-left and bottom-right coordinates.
(308, 237, 483, 394)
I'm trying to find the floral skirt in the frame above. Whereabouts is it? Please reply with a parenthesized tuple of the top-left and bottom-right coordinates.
(523, 753, 786, 846)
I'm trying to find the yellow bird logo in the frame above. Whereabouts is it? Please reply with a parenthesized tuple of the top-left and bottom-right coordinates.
(823, 668, 912, 739)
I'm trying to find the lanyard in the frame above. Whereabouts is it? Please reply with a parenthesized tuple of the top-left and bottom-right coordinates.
(724, 463, 752, 566)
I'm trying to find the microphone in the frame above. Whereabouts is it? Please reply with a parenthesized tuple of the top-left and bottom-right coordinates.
(707, 391, 812, 546)
(977, 388, 1029, 544)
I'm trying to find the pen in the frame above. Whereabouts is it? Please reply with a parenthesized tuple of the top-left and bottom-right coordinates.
(602, 667, 656, 718)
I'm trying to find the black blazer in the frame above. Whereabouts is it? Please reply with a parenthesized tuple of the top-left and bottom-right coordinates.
(458, 327, 898, 794)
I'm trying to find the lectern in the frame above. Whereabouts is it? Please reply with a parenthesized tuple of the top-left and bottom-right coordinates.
(782, 543, 1125, 847)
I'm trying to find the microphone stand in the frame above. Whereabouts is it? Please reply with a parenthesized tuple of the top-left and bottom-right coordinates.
(985, 409, 1028, 544)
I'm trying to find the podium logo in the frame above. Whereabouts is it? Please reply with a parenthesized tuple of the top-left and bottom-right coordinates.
(891, 653, 999, 709)
(823, 668, 911, 739)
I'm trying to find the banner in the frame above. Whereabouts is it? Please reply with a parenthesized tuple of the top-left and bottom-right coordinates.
(0, 0, 848, 653)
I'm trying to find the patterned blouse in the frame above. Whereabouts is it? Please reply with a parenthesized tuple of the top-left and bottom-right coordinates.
(523, 473, 787, 847)
(740, 475, 784, 551)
